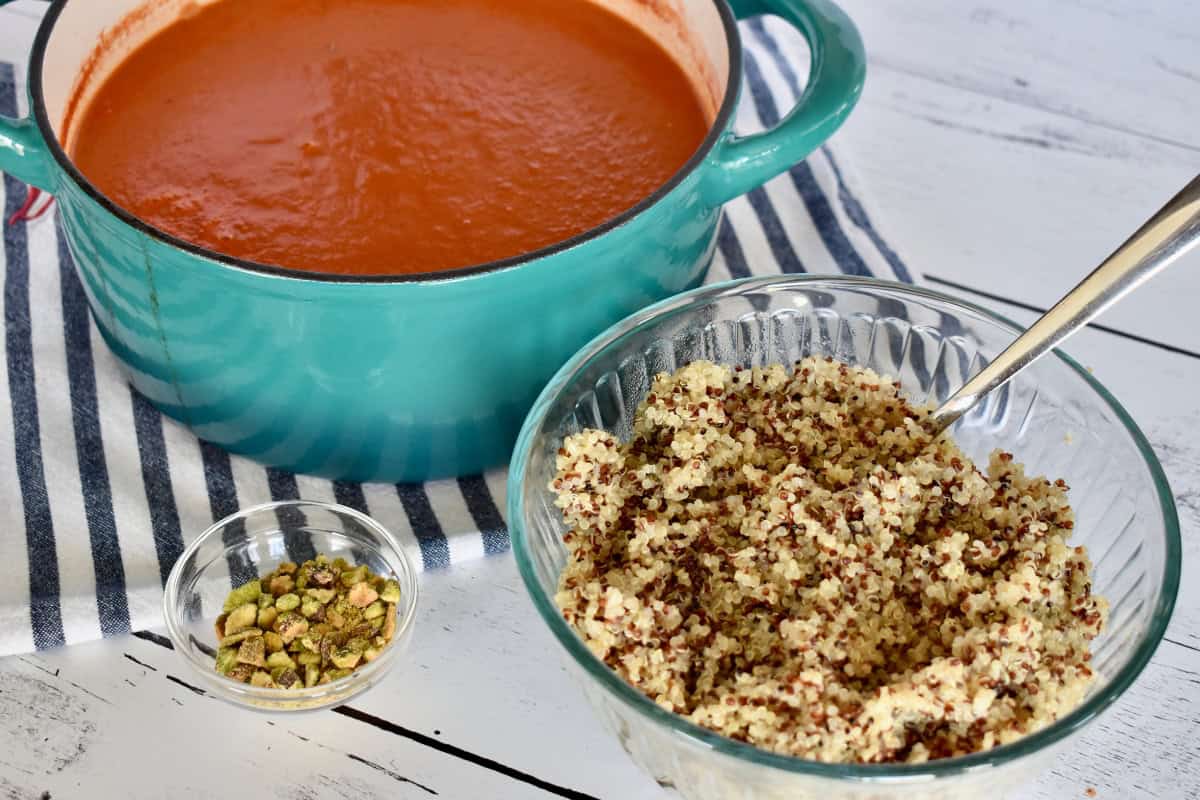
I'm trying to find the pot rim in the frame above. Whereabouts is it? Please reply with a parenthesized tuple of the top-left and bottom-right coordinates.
(29, 0, 745, 285)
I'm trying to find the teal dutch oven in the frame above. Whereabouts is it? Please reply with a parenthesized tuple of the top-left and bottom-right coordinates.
(0, 0, 864, 481)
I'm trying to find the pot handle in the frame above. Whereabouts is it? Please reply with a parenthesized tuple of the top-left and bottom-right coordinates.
(701, 0, 864, 206)
(1, 113, 56, 191)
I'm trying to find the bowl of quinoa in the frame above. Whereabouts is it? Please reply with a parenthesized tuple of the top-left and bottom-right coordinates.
(509, 277, 1179, 799)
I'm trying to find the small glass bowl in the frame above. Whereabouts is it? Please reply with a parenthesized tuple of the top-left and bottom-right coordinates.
(509, 276, 1180, 800)
(163, 500, 419, 712)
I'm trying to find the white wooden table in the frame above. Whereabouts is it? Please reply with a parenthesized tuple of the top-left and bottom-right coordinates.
(1, 1, 1198, 798)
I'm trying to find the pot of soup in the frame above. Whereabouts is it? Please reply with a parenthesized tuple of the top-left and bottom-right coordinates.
(0, 0, 864, 481)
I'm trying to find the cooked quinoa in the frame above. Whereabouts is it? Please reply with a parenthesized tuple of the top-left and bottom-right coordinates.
(551, 357, 1106, 764)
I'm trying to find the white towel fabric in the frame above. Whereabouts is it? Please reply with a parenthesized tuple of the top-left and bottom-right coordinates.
(0, 10, 911, 655)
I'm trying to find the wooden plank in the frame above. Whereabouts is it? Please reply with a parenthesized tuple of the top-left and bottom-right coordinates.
(0, 625, 623, 800)
(834, 0, 1200, 150)
(837, 62, 1200, 352)
(754, 9, 1200, 352)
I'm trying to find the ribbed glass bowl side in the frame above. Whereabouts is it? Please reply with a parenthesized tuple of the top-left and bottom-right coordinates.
(510, 277, 1179, 800)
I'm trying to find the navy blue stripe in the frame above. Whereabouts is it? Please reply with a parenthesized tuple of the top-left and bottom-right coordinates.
(395, 483, 450, 569)
(746, 21, 913, 282)
(716, 217, 752, 278)
(2, 63, 64, 650)
(266, 467, 317, 563)
(57, 225, 129, 637)
(457, 476, 509, 555)
(199, 440, 256, 585)
(266, 467, 300, 501)
(744, 187, 805, 273)
(819, 147, 914, 283)
(199, 440, 239, 519)
(333, 480, 368, 514)
(740, 44, 874, 277)
(129, 388, 184, 587)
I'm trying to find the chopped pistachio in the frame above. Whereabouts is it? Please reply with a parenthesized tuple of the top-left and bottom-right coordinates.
(341, 621, 369, 641)
(269, 574, 296, 597)
(257, 606, 279, 630)
(266, 651, 296, 670)
(308, 565, 336, 587)
(275, 611, 309, 644)
(274, 668, 302, 689)
(227, 663, 256, 682)
(330, 648, 362, 669)
(347, 582, 379, 609)
(319, 668, 352, 685)
(275, 593, 301, 612)
(379, 580, 401, 604)
(300, 596, 322, 618)
(215, 647, 239, 675)
(220, 628, 262, 647)
(237, 636, 267, 667)
(306, 588, 336, 604)
(340, 565, 368, 586)
(222, 580, 261, 614)
(250, 670, 276, 689)
(383, 603, 397, 641)
(224, 602, 259, 636)
(340, 598, 365, 624)
(214, 553, 402, 688)
(320, 634, 337, 666)
(326, 605, 346, 630)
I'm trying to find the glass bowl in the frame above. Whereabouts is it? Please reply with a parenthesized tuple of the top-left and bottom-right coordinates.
(508, 276, 1180, 800)
(163, 500, 419, 712)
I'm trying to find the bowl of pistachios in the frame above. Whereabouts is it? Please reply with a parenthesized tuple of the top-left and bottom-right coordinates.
(163, 501, 419, 712)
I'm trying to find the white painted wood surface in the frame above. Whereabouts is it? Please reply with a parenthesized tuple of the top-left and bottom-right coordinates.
(1, 0, 1198, 798)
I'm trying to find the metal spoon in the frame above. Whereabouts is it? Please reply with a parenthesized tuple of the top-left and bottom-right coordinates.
(928, 173, 1200, 434)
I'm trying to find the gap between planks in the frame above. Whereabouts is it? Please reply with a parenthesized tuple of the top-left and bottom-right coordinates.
(923, 274, 1200, 360)
(128, 630, 601, 800)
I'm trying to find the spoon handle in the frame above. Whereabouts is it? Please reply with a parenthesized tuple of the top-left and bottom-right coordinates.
(929, 174, 1200, 433)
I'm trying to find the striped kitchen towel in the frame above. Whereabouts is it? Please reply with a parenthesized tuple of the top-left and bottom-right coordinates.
(0, 14, 912, 654)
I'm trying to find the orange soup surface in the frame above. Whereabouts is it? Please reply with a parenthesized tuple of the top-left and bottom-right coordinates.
(69, 0, 711, 275)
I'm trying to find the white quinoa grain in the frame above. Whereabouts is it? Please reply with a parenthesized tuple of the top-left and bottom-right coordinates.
(552, 357, 1106, 764)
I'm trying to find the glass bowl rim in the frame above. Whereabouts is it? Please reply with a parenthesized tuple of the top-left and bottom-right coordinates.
(162, 499, 420, 711)
(508, 274, 1181, 780)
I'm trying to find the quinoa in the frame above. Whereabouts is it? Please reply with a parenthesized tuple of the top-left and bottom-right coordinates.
(551, 357, 1106, 764)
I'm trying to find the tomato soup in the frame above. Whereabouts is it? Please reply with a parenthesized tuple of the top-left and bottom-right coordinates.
(66, 0, 711, 276)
